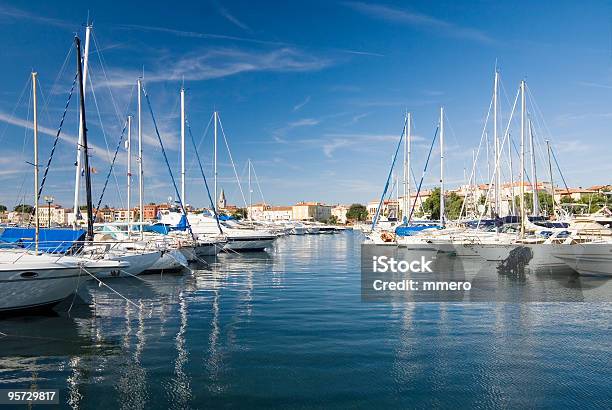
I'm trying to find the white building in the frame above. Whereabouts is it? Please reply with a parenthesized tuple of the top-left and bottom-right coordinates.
(263, 206, 293, 221)
(331, 205, 349, 224)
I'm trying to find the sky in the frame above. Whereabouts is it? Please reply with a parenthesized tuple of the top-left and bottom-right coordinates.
(1, 0, 612, 210)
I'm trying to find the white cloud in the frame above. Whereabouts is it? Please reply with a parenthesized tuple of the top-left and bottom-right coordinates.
(344, 1, 494, 44)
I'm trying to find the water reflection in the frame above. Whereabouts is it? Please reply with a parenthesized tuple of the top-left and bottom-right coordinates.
(0, 233, 610, 408)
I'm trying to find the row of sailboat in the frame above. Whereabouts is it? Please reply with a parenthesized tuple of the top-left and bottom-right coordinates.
(365, 70, 612, 278)
(1, 25, 326, 313)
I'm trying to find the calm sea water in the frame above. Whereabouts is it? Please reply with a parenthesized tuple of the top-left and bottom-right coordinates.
(1, 231, 610, 409)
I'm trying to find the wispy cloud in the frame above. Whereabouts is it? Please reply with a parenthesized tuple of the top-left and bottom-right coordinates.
(213, 2, 250, 31)
(101, 47, 332, 89)
(0, 110, 131, 168)
(293, 96, 311, 111)
(272, 117, 321, 143)
(344, 1, 494, 44)
(117, 23, 287, 47)
(577, 81, 612, 90)
(0, 4, 75, 29)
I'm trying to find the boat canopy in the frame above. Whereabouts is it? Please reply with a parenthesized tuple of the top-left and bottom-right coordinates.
(395, 224, 441, 237)
(0, 227, 86, 253)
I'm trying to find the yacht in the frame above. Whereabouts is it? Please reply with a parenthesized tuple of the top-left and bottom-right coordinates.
(0, 249, 126, 313)
(159, 210, 276, 252)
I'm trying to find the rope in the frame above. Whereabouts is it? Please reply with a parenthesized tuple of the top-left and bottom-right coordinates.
(217, 116, 249, 209)
(186, 118, 224, 234)
(140, 82, 195, 240)
(408, 126, 439, 222)
(38, 71, 79, 198)
(94, 118, 128, 217)
(80, 266, 140, 309)
(549, 143, 570, 194)
(371, 116, 407, 230)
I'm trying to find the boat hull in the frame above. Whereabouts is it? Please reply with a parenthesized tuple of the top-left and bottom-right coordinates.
(146, 249, 188, 271)
(224, 237, 275, 252)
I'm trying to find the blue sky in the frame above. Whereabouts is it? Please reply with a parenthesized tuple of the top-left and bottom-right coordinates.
(0, 0, 611, 209)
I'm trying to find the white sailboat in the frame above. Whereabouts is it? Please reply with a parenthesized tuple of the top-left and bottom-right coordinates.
(1, 47, 125, 312)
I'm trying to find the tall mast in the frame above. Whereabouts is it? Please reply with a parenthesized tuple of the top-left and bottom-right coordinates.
(546, 140, 556, 218)
(214, 110, 218, 211)
(439, 106, 445, 226)
(493, 69, 501, 217)
(508, 133, 515, 215)
(529, 118, 539, 216)
(180, 86, 186, 206)
(248, 159, 252, 221)
(403, 112, 411, 223)
(75, 36, 94, 241)
(72, 23, 91, 224)
(138, 78, 144, 238)
(520, 80, 526, 238)
(32, 72, 39, 252)
(127, 115, 132, 228)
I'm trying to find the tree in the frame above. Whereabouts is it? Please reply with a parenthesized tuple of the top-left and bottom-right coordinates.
(346, 204, 368, 221)
(327, 215, 339, 225)
(514, 192, 555, 216)
(446, 192, 464, 220)
(232, 208, 247, 220)
(0, 204, 7, 212)
(422, 188, 441, 220)
(13, 204, 33, 213)
(421, 187, 463, 221)
(579, 193, 608, 213)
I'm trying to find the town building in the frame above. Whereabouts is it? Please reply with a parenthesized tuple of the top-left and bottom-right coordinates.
(331, 205, 350, 224)
(263, 206, 293, 221)
(292, 202, 332, 222)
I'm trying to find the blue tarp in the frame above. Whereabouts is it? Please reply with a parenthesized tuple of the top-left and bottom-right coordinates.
(395, 224, 441, 237)
(0, 228, 86, 253)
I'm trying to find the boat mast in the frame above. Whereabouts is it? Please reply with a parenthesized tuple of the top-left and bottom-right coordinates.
(404, 112, 411, 223)
(32, 72, 39, 252)
(520, 80, 526, 238)
(75, 36, 94, 241)
(439, 106, 445, 226)
(138, 78, 144, 239)
(127, 115, 132, 229)
(214, 111, 218, 212)
(180, 86, 186, 206)
(248, 159, 252, 221)
(493, 69, 501, 217)
(529, 118, 539, 216)
(546, 140, 556, 218)
(72, 23, 91, 226)
(508, 133, 515, 215)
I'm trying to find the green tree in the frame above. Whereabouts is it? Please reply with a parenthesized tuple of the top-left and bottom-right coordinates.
(423, 188, 441, 220)
(446, 192, 464, 220)
(0, 204, 7, 212)
(232, 208, 247, 220)
(346, 204, 368, 221)
(514, 192, 556, 216)
(327, 215, 339, 225)
(422, 188, 464, 220)
(579, 193, 608, 213)
(13, 204, 34, 213)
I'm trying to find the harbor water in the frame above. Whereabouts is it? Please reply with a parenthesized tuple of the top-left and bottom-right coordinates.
(0, 231, 610, 408)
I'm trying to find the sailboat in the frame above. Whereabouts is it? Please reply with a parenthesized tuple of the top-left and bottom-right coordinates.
(1, 39, 126, 313)
(159, 109, 276, 252)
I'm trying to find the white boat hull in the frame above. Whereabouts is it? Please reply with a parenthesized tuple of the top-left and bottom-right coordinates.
(0, 255, 124, 312)
(224, 237, 275, 252)
(553, 244, 612, 277)
(147, 249, 188, 271)
(95, 251, 161, 278)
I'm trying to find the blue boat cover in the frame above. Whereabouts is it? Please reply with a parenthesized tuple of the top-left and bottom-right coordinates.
(395, 224, 441, 237)
(0, 228, 86, 253)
